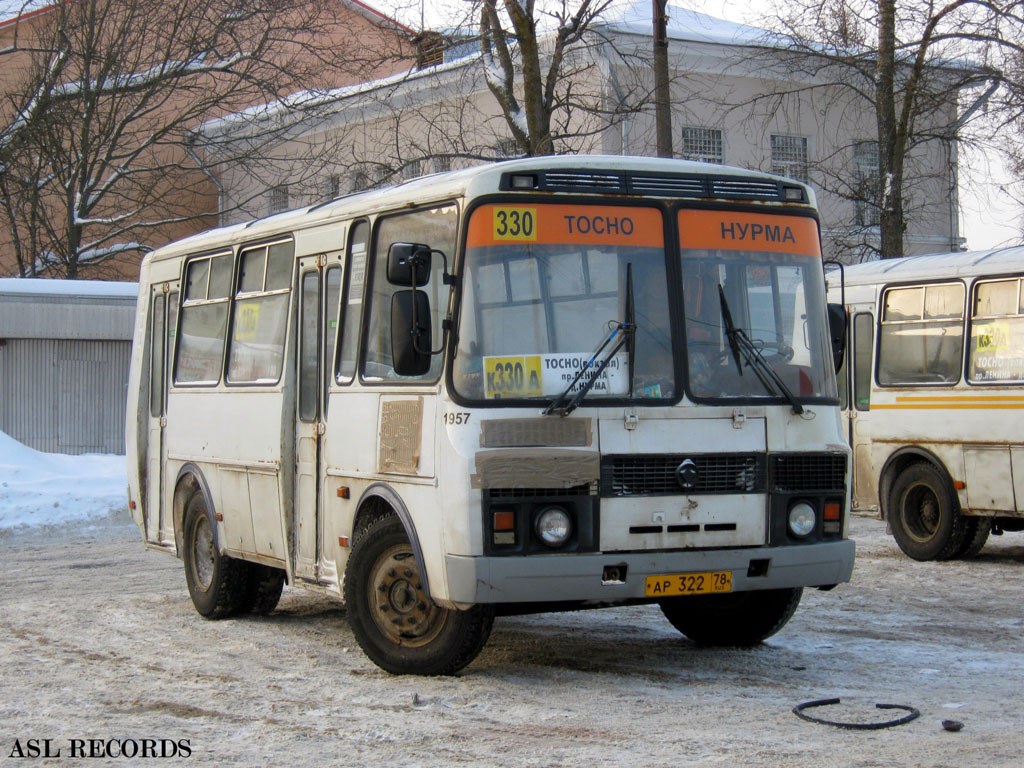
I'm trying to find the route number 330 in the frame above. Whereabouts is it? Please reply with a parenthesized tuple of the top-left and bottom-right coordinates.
(493, 207, 537, 241)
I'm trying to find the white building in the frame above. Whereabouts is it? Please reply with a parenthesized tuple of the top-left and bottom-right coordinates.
(198, 3, 965, 262)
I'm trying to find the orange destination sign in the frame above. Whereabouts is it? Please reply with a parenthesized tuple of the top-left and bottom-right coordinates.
(678, 210, 821, 257)
(468, 204, 664, 248)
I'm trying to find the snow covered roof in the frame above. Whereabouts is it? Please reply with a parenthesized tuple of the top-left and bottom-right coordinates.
(598, 0, 774, 46)
(0, 277, 137, 298)
(0, 278, 137, 341)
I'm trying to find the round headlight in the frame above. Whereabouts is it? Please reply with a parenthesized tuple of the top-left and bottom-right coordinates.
(788, 502, 817, 538)
(535, 506, 573, 547)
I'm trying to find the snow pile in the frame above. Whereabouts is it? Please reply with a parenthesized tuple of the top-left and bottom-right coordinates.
(0, 430, 126, 530)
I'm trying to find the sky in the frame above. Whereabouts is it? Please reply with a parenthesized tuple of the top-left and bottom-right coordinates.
(0, 429, 127, 530)
(1, 0, 1019, 250)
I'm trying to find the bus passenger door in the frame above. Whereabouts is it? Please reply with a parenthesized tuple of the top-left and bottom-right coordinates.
(293, 254, 343, 582)
(847, 311, 878, 512)
(145, 284, 178, 545)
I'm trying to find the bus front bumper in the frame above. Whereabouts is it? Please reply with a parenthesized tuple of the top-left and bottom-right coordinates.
(443, 539, 855, 606)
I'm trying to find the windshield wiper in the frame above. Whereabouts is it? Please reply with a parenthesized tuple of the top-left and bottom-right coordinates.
(545, 265, 636, 417)
(718, 285, 804, 415)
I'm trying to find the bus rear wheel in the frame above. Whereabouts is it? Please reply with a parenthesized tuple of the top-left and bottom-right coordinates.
(888, 463, 966, 561)
(955, 517, 991, 559)
(182, 490, 249, 618)
(658, 587, 802, 646)
(344, 515, 494, 675)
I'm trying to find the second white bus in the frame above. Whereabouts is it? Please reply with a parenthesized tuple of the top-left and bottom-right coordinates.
(829, 247, 1024, 560)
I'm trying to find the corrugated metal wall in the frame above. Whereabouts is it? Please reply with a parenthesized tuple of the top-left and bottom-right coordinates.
(0, 338, 132, 454)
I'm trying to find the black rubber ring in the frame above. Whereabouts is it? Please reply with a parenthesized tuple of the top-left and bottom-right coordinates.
(793, 698, 921, 729)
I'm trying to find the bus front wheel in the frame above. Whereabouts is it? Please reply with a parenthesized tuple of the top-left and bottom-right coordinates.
(888, 463, 966, 561)
(344, 514, 494, 675)
(658, 587, 802, 646)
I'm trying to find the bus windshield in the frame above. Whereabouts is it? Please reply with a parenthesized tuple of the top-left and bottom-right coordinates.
(679, 210, 836, 402)
(453, 203, 675, 402)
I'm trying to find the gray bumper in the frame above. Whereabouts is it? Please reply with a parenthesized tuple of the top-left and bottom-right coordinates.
(445, 539, 855, 604)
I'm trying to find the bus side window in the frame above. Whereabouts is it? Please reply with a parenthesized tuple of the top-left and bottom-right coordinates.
(362, 206, 456, 382)
(853, 312, 873, 410)
(877, 283, 964, 386)
(149, 293, 166, 417)
(968, 277, 1024, 383)
(176, 252, 232, 385)
(337, 221, 369, 384)
(227, 240, 293, 385)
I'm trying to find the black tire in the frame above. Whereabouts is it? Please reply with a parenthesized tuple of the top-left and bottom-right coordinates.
(888, 463, 967, 561)
(955, 517, 992, 559)
(182, 489, 249, 619)
(659, 587, 803, 646)
(240, 564, 285, 614)
(344, 514, 494, 675)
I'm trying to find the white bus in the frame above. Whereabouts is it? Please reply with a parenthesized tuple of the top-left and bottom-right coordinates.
(126, 155, 854, 675)
(829, 247, 1024, 561)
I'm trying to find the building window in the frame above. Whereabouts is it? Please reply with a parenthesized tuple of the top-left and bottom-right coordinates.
(771, 135, 809, 183)
(267, 185, 289, 215)
(681, 127, 723, 164)
(854, 140, 881, 227)
(432, 156, 452, 174)
(323, 175, 342, 201)
(402, 160, 423, 181)
(495, 138, 519, 159)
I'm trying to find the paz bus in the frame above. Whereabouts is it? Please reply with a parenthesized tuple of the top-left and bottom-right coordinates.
(828, 248, 1024, 561)
(126, 155, 854, 675)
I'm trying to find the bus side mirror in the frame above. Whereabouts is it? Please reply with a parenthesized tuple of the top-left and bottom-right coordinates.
(387, 242, 431, 286)
(391, 290, 432, 375)
(827, 303, 847, 373)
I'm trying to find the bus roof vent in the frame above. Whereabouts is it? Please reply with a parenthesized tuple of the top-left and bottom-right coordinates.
(542, 170, 625, 192)
(499, 170, 796, 202)
(711, 178, 783, 199)
(629, 175, 707, 196)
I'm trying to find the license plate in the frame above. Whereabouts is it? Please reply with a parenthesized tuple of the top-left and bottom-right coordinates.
(644, 570, 733, 597)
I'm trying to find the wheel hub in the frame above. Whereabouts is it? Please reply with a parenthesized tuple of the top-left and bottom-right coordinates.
(905, 484, 940, 541)
(369, 547, 445, 646)
(191, 516, 215, 591)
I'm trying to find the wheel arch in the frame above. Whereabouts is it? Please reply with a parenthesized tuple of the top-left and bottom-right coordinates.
(172, 464, 217, 558)
(878, 446, 956, 521)
(351, 482, 432, 600)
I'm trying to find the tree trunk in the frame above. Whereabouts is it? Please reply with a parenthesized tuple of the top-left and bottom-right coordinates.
(876, 0, 905, 258)
(653, 0, 673, 158)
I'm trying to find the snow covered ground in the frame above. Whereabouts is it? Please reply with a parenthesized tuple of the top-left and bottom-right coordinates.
(0, 430, 126, 531)
(2, 429, 1023, 765)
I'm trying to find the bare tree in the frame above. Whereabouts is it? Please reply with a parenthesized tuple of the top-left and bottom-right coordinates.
(0, 0, 410, 278)
(761, 0, 1019, 258)
(478, 0, 618, 156)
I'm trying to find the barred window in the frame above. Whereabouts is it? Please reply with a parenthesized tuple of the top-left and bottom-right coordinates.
(267, 185, 289, 215)
(771, 135, 809, 183)
(854, 140, 881, 227)
(495, 138, 519, 159)
(323, 175, 342, 201)
(681, 127, 723, 164)
(403, 160, 423, 180)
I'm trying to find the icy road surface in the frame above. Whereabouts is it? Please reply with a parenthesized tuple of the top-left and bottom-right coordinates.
(1, 513, 1022, 766)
